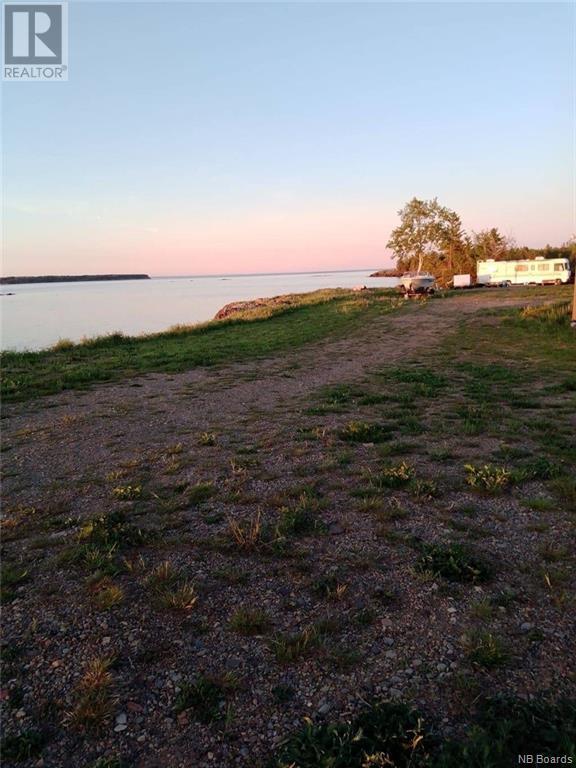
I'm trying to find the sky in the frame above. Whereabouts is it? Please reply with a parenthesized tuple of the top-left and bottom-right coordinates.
(1, 1, 574, 276)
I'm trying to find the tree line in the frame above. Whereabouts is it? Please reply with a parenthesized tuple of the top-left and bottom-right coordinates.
(386, 197, 575, 285)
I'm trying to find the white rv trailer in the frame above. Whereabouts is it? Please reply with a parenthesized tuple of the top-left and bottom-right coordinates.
(477, 257, 571, 286)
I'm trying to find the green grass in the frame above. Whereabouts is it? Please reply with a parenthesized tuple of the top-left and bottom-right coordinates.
(0, 730, 47, 762)
(445, 297, 575, 375)
(0, 562, 29, 603)
(173, 675, 233, 724)
(1, 289, 395, 402)
(338, 421, 393, 443)
(58, 511, 147, 576)
(416, 542, 492, 583)
(272, 697, 576, 767)
(463, 630, 509, 668)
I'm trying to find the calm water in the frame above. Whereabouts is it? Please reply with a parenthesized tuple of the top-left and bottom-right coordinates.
(0, 271, 397, 352)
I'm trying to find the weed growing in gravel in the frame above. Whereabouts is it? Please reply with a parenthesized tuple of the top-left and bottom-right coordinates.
(274, 695, 576, 767)
(543, 569, 571, 609)
(463, 631, 509, 668)
(59, 512, 147, 576)
(269, 625, 322, 663)
(326, 647, 362, 671)
(271, 684, 295, 703)
(313, 572, 348, 601)
(174, 674, 237, 724)
(186, 481, 216, 505)
(313, 384, 365, 412)
(67, 657, 116, 731)
(0, 730, 47, 761)
(410, 479, 439, 501)
(227, 511, 263, 551)
(112, 484, 142, 500)
(212, 566, 249, 585)
(272, 701, 429, 767)
(516, 456, 565, 482)
(0, 562, 29, 603)
(147, 561, 197, 611)
(339, 421, 392, 443)
(229, 607, 271, 635)
(416, 542, 492, 583)
(276, 492, 324, 537)
(198, 431, 217, 446)
(90, 577, 124, 610)
(374, 462, 414, 489)
(550, 475, 576, 509)
(382, 366, 447, 396)
(523, 497, 556, 512)
(464, 464, 512, 493)
(393, 413, 427, 436)
(457, 404, 488, 435)
(438, 697, 576, 766)
(90, 758, 128, 768)
(354, 606, 377, 626)
(539, 542, 570, 563)
(469, 598, 494, 620)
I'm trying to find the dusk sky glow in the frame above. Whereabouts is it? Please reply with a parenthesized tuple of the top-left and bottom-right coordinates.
(2, 1, 574, 276)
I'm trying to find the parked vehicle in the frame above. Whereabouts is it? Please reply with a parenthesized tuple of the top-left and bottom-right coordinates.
(452, 274, 472, 289)
(399, 272, 436, 294)
(477, 257, 571, 286)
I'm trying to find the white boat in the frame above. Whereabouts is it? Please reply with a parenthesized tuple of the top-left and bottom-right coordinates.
(399, 272, 436, 293)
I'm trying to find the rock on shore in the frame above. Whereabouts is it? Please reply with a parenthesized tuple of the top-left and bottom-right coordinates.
(214, 294, 311, 320)
(370, 268, 401, 277)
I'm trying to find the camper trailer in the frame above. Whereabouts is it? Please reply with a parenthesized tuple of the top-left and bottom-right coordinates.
(477, 257, 571, 286)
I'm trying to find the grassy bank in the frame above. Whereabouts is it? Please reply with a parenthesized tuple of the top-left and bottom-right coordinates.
(1, 288, 396, 403)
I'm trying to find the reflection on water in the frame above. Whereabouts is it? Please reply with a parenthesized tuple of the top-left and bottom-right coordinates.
(1, 271, 397, 352)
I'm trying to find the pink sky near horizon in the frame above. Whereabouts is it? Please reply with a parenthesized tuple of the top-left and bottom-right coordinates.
(3, 196, 572, 277)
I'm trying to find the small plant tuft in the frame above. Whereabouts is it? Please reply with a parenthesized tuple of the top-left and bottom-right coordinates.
(464, 463, 512, 493)
(416, 542, 492, 583)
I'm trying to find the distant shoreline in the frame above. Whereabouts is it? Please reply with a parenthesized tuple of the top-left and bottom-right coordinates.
(0, 274, 150, 285)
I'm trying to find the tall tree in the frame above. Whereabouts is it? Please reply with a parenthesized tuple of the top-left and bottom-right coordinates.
(386, 198, 462, 274)
(470, 228, 510, 261)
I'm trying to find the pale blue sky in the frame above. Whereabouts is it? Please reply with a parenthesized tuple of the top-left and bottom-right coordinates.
(2, 2, 574, 275)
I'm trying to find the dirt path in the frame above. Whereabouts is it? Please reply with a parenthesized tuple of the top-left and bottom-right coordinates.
(0, 292, 542, 508)
(0, 290, 546, 522)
